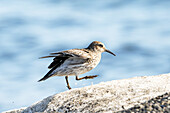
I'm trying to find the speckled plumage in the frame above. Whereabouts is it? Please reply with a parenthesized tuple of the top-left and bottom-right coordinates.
(38, 41, 116, 89)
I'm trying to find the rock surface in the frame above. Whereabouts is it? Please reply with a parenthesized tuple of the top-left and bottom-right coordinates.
(4, 73, 170, 113)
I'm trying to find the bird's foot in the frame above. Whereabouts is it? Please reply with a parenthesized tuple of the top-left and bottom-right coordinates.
(84, 75, 98, 79)
(76, 75, 98, 80)
(67, 85, 71, 90)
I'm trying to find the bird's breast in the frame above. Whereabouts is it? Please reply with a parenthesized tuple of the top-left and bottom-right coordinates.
(88, 54, 101, 68)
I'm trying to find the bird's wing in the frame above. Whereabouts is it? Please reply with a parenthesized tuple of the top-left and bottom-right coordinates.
(50, 49, 91, 66)
(50, 49, 90, 59)
(38, 49, 91, 82)
(39, 49, 91, 69)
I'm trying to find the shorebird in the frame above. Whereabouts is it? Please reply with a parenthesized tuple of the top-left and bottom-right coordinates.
(38, 41, 116, 90)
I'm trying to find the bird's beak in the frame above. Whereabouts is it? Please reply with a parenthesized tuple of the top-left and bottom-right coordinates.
(105, 49, 116, 56)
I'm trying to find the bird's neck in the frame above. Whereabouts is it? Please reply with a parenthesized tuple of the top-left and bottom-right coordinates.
(86, 47, 98, 53)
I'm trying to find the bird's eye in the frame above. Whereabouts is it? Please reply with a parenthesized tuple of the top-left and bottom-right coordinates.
(98, 44, 103, 47)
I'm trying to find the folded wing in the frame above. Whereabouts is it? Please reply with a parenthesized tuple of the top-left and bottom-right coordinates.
(38, 49, 91, 82)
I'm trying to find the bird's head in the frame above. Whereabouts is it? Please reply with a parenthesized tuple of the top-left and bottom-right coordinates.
(87, 41, 116, 56)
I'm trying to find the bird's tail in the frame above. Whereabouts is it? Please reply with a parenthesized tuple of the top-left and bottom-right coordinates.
(38, 57, 66, 82)
(38, 70, 54, 82)
(38, 76, 50, 82)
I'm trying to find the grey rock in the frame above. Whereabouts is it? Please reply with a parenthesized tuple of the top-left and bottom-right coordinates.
(3, 73, 170, 113)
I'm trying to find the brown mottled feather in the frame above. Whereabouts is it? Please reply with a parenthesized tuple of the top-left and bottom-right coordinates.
(39, 49, 91, 69)
(38, 49, 92, 81)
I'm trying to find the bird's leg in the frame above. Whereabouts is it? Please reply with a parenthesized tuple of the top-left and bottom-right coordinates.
(65, 76, 71, 90)
(76, 75, 98, 81)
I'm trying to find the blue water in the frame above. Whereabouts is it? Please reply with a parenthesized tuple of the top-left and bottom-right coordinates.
(0, 0, 170, 112)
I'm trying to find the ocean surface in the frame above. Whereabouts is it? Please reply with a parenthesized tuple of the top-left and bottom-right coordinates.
(0, 0, 170, 112)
